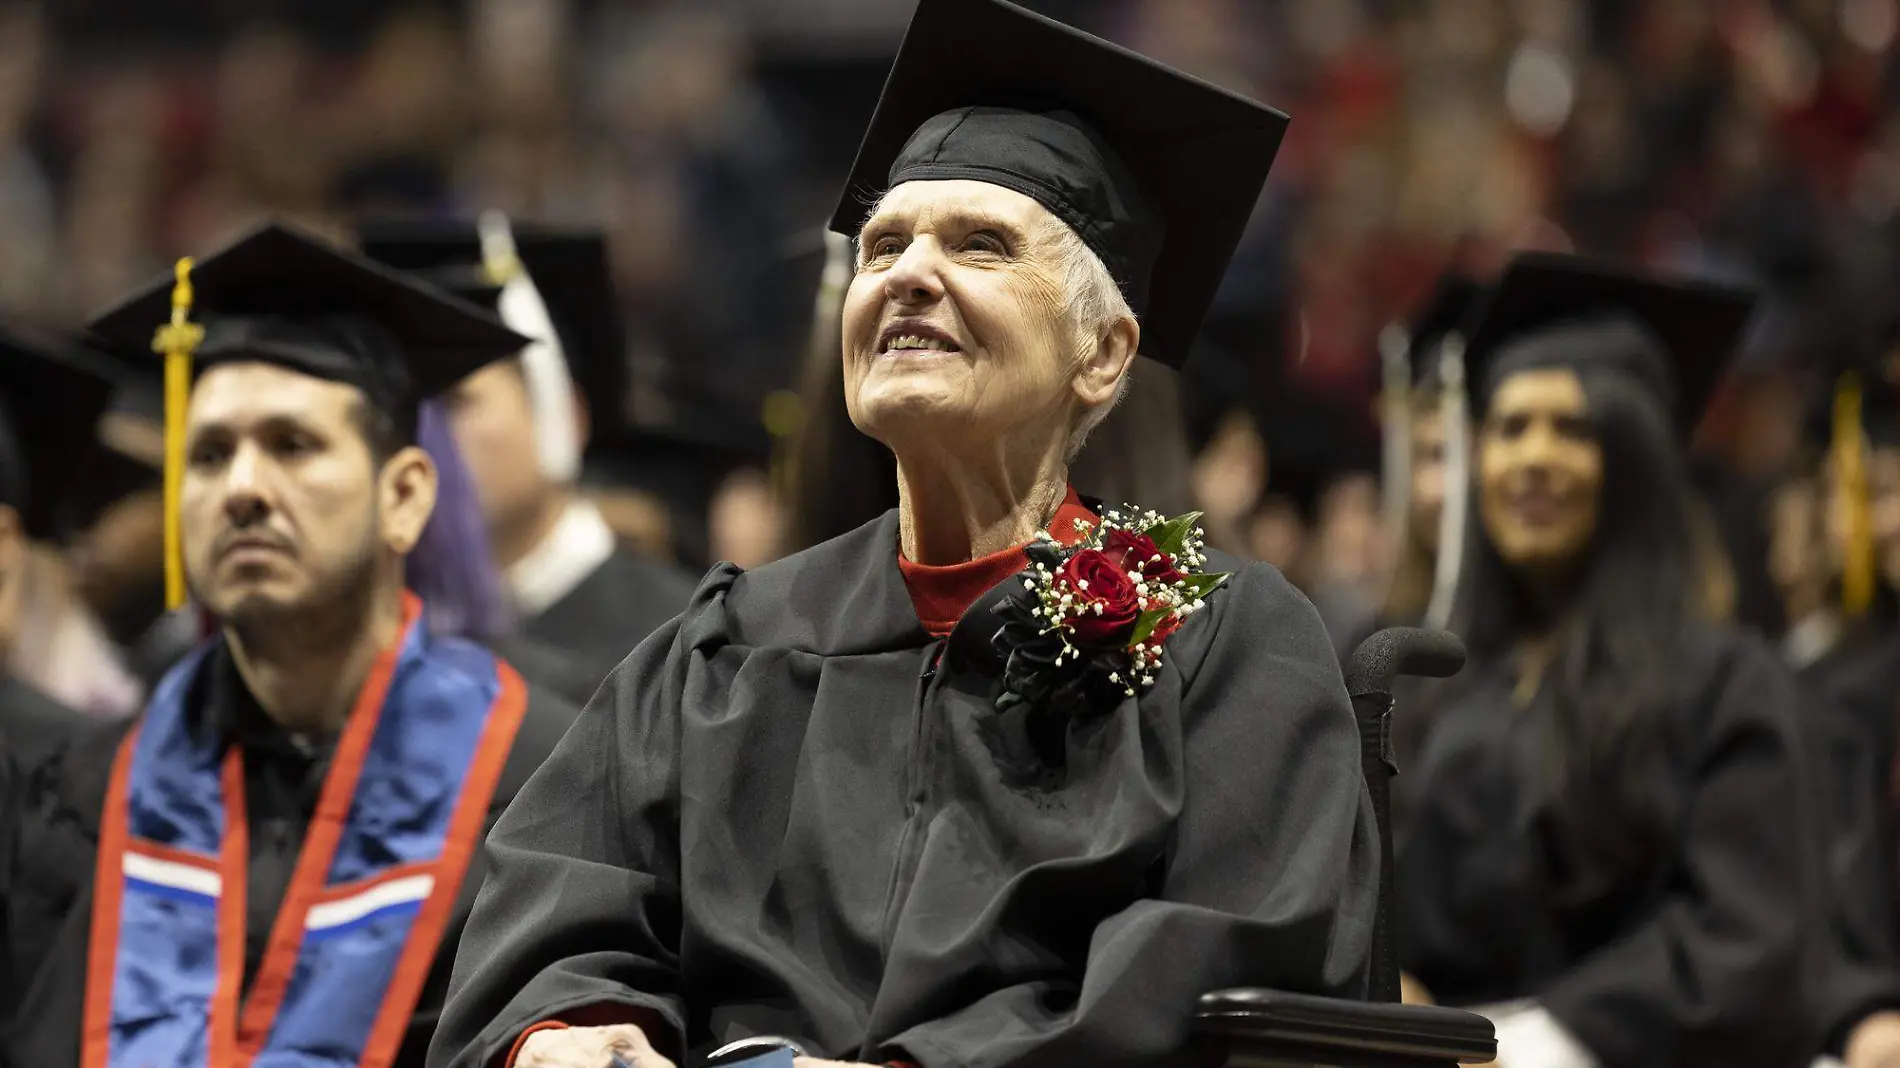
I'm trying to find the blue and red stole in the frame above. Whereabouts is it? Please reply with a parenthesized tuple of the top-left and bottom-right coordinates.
(81, 594, 528, 1068)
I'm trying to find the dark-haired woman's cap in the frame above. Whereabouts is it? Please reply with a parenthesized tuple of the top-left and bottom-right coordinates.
(1460, 252, 1757, 437)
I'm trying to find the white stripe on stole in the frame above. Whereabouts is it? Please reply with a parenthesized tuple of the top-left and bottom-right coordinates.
(122, 851, 221, 898)
(305, 873, 436, 932)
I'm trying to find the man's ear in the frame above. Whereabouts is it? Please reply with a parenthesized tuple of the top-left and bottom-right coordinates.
(379, 446, 438, 555)
(1072, 316, 1138, 410)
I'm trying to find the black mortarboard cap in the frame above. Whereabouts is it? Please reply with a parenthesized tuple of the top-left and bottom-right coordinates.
(1404, 274, 1484, 389)
(356, 217, 624, 438)
(1462, 252, 1757, 437)
(0, 328, 119, 540)
(85, 220, 530, 421)
(829, 0, 1288, 370)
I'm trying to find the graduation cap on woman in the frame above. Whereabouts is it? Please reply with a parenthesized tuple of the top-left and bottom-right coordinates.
(0, 328, 119, 542)
(829, 0, 1289, 370)
(1429, 251, 1757, 628)
(1459, 252, 1757, 437)
(359, 214, 619, 484)
(83, 219, 530, 610)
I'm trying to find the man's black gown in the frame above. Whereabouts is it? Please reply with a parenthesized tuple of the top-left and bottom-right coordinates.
(1, 644, 583, 1067)
(429, 509, 1381, 1068)
(520, 548, 697, 695)
(1395, 627, 1825, 1067)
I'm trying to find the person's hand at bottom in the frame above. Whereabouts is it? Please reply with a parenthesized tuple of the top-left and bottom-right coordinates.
(1850, 1010, 1900, 1068)
(516, 1024, 675, 1068)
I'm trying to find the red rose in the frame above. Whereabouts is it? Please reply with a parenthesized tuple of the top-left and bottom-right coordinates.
(1057, 548, 1141, 646)
(1102, 529, 1188, 587)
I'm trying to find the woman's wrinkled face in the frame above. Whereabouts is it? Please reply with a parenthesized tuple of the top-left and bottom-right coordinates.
(841, 180, 1083, 457)
(1478, 368, 1604, 575)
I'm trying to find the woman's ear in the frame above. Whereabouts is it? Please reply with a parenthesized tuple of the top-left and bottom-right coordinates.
(1073, 316, 1139, 409)
(379, 446, 439, 555)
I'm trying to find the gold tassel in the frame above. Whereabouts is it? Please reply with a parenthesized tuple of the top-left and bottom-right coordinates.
(1834, 372, 1874, 617)
(150, 258, 203, 611)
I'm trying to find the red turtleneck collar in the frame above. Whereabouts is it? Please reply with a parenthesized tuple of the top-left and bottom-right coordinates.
(897, 486, 1098, 638)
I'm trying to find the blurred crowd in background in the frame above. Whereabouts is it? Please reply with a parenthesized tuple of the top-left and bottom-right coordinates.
(3, 0, 1899, 653)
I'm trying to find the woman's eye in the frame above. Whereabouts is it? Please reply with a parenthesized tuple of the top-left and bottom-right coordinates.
(867, 236, 905, 259)
(1488, 414, 1528, 439)
(1555, 415, 1594, 442)
(962, 231, 1007, 255)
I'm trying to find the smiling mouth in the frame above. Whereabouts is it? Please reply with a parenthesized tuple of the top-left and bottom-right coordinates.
(1505, 494, 1570, 524)
(877, 323, 962, 356)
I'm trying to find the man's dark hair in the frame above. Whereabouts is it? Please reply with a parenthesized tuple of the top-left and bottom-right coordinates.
(348, 396, 415, 466)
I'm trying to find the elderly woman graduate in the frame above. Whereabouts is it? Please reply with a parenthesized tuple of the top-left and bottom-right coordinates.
(428, 1, 1379, 1067)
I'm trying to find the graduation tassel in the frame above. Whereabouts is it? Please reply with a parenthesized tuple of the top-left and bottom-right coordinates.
(1423, 333, 1468, 632)
(479, 210, 582, 483)
(1834, 371, 1875, 618)
(151, 257, 203, 611)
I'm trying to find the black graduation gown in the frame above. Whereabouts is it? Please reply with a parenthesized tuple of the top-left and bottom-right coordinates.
(1395, 627, 1822, 1067)
(520, 547, 698, 692)
(428, 509, 1381, 1068)
(0, 676, 93, 770)
(1798, 622, 1900, 1051)
(2, 645, 583, 1068)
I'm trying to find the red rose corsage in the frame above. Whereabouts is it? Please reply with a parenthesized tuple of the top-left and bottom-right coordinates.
(992, 507, 1230, 721)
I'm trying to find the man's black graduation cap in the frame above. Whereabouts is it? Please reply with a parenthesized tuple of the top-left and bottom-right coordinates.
(1461, 252, 1757, 436)
(82, 219, 530, 608)
(829, 0, 1288, 370)
(356, 218, 623, 413)
(1403, 274, 1484, 390)
(0, 328, 118, 540)
(85, 220, 531, 426)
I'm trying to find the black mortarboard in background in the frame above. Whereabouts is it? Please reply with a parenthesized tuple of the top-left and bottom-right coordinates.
(0, 328, 119, 541)
(85, 220, 530, 435)
(357, 219, 624, 441)
(1403, 274, 1484, 390)
(1461, 252, 1758, 437)
(830, 0, 1288, 369)
(585, 414, 773, 572)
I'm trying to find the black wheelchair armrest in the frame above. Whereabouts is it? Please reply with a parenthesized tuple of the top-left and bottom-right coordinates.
(1195, 989, 1496, 1067)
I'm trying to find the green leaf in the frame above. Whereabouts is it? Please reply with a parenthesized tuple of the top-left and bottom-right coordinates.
(1147, 511, 1204, 558)
(1177, 571, 1231, 599)
(1128, 606, 1173, 647)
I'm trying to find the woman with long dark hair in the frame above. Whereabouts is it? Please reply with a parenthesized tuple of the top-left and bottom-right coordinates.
(1395, 254, 1822, 1067)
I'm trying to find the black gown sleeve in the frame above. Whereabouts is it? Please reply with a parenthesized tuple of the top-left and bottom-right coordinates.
(1537, 636, 1824, 1068)
(1802, 657, 1900, 1055)
(425, 581, 715, 1068)
(877, 564, 1381, 1068)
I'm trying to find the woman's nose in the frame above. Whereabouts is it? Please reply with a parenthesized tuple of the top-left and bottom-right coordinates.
(883, 240, 946, 304)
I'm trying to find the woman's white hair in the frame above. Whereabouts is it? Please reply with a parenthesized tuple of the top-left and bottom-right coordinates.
(1044, 217, 1136, 462)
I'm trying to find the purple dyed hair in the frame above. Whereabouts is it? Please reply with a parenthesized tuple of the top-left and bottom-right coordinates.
(407, 398, 515, 640)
